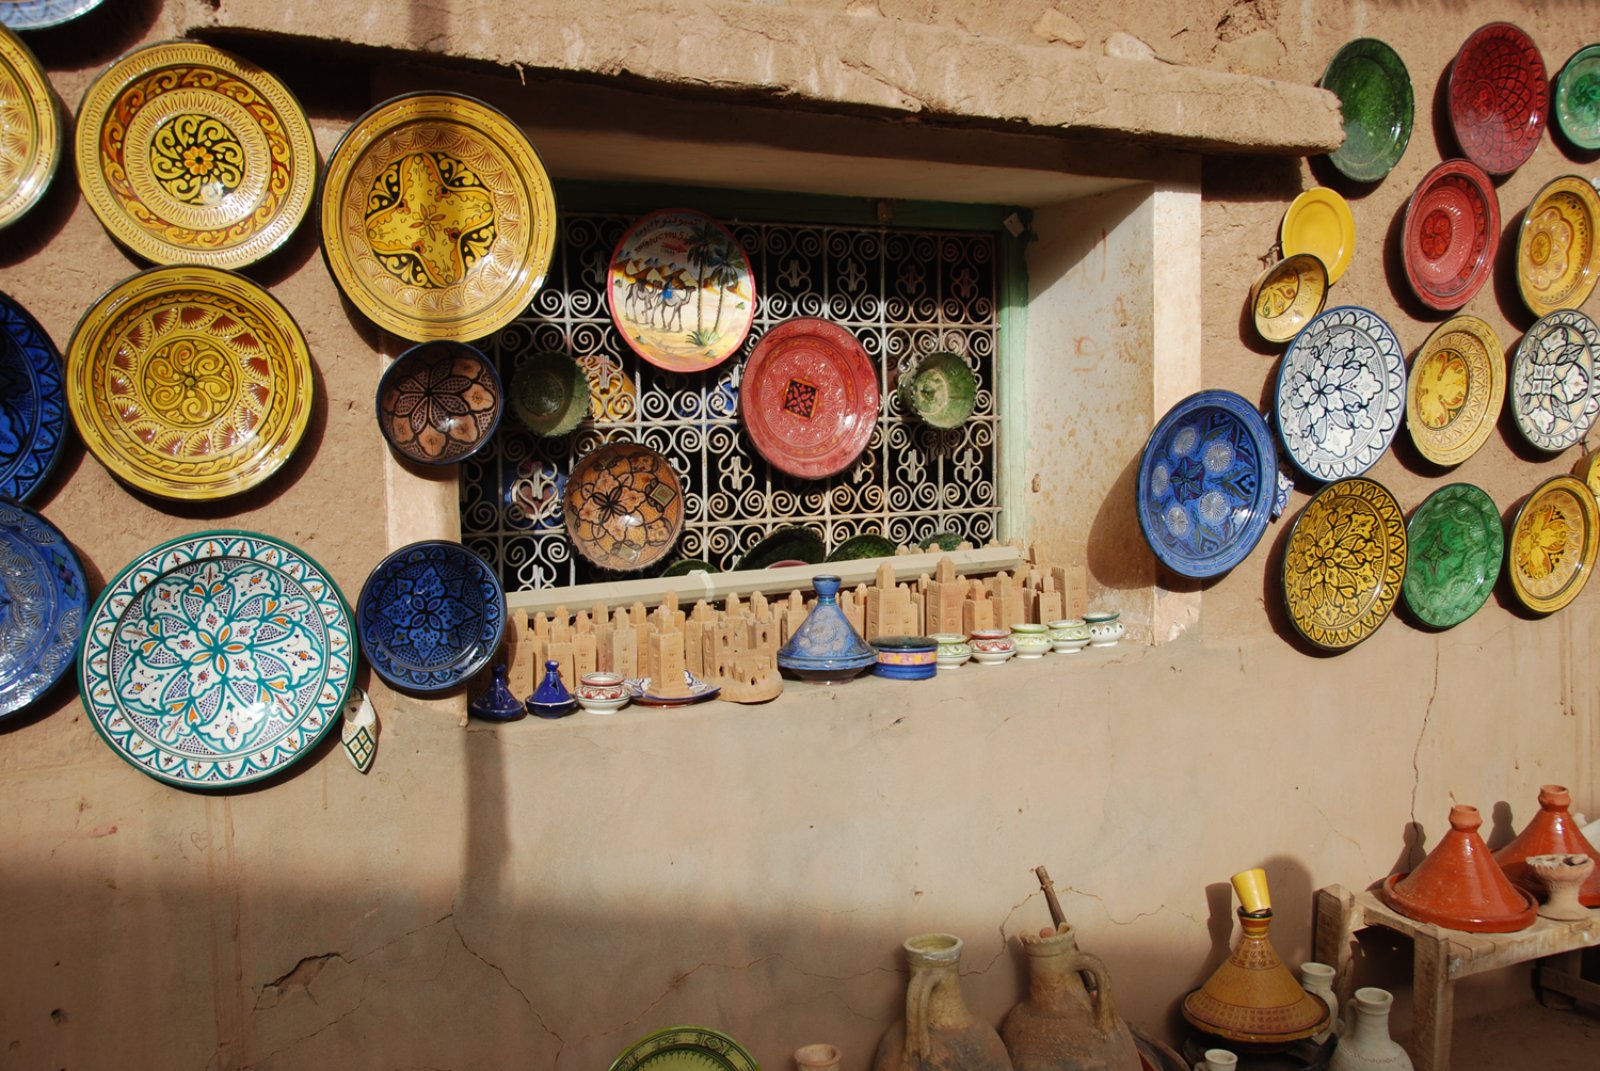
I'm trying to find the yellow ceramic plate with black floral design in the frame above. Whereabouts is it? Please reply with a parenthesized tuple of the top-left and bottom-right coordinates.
(74, 41, 316, 268)
(1282, 477, 1407, 651)
(1516, 176, 1600, 318)
(1406, 315, 1505, 467)
(1507, 473, 1599, 614)
(65, 265, 313, 500)
(0, 25, 61, 230)
(320, 92, 557, 342)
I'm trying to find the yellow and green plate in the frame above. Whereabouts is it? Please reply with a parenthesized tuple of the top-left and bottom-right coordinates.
(607, 1026, 758, 1071)
(1405, 315, 1504, 467)
(1516, 175, 1600, 318)
(1282, 477, 1407, 651)
(1507, 473, 1599, 615)
(0, 24, 60, 230)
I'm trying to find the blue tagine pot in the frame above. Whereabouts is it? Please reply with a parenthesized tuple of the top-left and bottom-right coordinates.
(525, 659, 576, 717)
(777, 575, 878, 684)
(470, 663, 526, 722)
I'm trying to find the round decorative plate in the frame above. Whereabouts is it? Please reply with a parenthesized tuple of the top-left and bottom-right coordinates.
(1448, 22, 1548, 175)
(897, 350, 976, 428)
(1282, 477, 1407, 651)
(0, 25, 60, 230)
(607, 1026, 758, 1071)
(357, 540, 505, 694)
(562, 442, 685, 572)
(79, 531, 355, 788)
(1401, 159, 1500, 311)
(1275, 305, 1406, 482)
(0, 289, 65, 502)
(1280, 188, 1355, 284)
(1248, 254, 1327, 345)
(1554, 44, 1600, 150)
(1136, 389, 1277, 579)
(1516, 176, 1600, 317)
(65, 265, 314, 500)
(510, 351, 589, 437)
(826, 532, 897, 561)
(1507, 474, 1599, 614)
(1574, 452, 1600, 499)
(74, 41, 316, 268)
(1320, 38, 1414, 183)
(740, 317, 879, 479)
(1406, 315, 1505, 467)
(0, 0, 105, 30)
(607, 209, 755, 373)
(0, 499, 85, 719)
(321, 92, 556, 342)
(376, 340, 502, 465)
(1509, 309, 1600, 452)
(737, 525, 825, 571)
(1403, 483, 1503, 629)
(623, 671, 721, 707)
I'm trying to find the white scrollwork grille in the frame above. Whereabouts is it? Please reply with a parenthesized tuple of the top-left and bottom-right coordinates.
(460, 212, 1002, 591)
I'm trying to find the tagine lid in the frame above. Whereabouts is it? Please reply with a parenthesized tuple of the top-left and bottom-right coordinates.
(1377, 804, 1538, 932)
(1493, 784, 1600, 907)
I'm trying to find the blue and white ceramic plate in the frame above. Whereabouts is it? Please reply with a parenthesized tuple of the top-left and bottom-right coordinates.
(0, 0, 105, 29)
(1510, 309, 1600, 452)
(1137, 390, 1277, 578)
(623, 670, 720, 706)
(1276, 306, 1406, 482)
(0, 290, 66, 503)
(79, 531, 354, 788)
(0, 498, 85, 719)
(357, 540, 505, 694)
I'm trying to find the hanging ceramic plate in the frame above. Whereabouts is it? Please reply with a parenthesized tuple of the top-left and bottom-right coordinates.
(607, 1026, 758, 1071)
(1282, 477, 1407, 651)
(1319, 38, 1414, 183)
(1401, 159, 1500, 311)
(0, 289, 66, 503)
(897, 350, 977, 428)
(0, 25, 60, 230)
(376, 340, 502, 465)
(1280, 188, 1355, 284)
(65, 266, 314, 500)
(1516, 176, 1600, 317)
(623, 671, 721, 707)
(1248, 254, 1328, 345)
(1275, 306, 1406, 482)
(1554, 44, 1600, 150)
(321, 92, 556, 342)
(740, 317, 879, 479)
(74, 41, 316, 268)
(1574, 452, 1600, 499)
(1403, 483, 1503, 629)
(737, 525, 825, 570)
(0, 0, 105, 30)
(607, 209, 755, 373)
(1406, 315, 1505, 467)
(357, 540, 505, 694)
(562, 442, 685, 572)
(0, 499, 86, 720)
(79, 531, 355, 788)
(1509, 309, 1600, 452)
(1448, 23, 1548, 175)
(1507, 474, 1599, 614)
(826, 532, 897, 561)
(1136, 390, 1277, 579)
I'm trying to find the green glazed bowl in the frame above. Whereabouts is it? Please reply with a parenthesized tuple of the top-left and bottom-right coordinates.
(1555, 44, 1600, 151)
(1319, 37, 1414, 183)
(826, 533, 897, 562)
(737, 526, 826, 571)
(661, 558, 717, 577)
(510, 351, 590, 437)
(898, 351, 977, 429)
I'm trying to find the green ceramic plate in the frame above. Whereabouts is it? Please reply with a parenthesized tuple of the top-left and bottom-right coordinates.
(1555, 44, 1600, 151)
(511, 351, 589, 437)
(1320, 38, 1414, 183)
(737, 526, 825, 570)
(919, 531, 964, 552)
(898, 351, 976, 429)
(661, 558, 717, 576)
(1403, 484, 1503, 629)
(826, 533, 896, 562)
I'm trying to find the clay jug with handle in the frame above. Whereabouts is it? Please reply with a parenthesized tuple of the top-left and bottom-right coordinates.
(872, 933, 1014, 1071)
(1001, 925, 1140, 1071)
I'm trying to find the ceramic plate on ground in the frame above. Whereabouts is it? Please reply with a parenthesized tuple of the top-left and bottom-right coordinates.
(1249, 254, 1328, 345)
(607, 1026, 757, 1071)
(1282, 477, 1407, 651)
(1448, 23, 1548, 175)
(0, 25, 59, 230)
(1507, 474, 1599, 614)
(562, 442, 684, 572)
(1406, 315, 1504, 467)
(1403, 483, 1503, 629)
(79, 531, 354, 788)
(376, 340, 502, 465)
(1320, 38, 1414, 183)
(1275, 306, 1406, 482)
(75, 41, 316, 268)
(740, 317, 879, 479)
(607, 209, 754, 373)
(1554, 44, 1600, 150)
(1280, 188, 1355, 284)
(826, 532, 896, 561)
(1137, 389, 1277, 579)
(622, 671, 721, 707)
(1516, 176, 1600, 317)
(0, 499, 85, 720)
(1509, 309, 1600, 452)
(358, 540, 505, 694)
(0, 0, 105, 29)
(321, 92, 556, 341)
(0, 289, 66, 502)
(66, 265, 314, 500)
(1401, 159, 1500, 311)
(737, 525, 825, 570)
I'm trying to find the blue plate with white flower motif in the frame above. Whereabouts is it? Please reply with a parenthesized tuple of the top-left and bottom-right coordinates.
(0, 498, 85, 720)
(1275, 305, 1406, 483)
(0, 290, 66, 504)
(357, 540, 505, 694)
(1137, 390, 1278, 579)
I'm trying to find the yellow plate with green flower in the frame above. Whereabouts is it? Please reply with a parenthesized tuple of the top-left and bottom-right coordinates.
(1405, 315, 1505, 467)
(1517, 176, 1600, 318)
(1507, 473, 1599, 615)
(1282, 477, 1407, 651)
(0, 25, 61, 230)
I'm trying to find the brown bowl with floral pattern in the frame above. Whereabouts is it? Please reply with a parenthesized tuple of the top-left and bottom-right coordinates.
(376, 340, 503, 465)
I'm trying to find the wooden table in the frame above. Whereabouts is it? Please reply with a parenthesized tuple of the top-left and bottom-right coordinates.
(1313, 884, 1600, 1071)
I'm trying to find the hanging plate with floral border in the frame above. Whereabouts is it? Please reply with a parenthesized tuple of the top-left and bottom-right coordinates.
(1275, 305, 1406, 483)
(1509, 309, 1600, 452)
(1282, 477, 1407, 651)
(606, 1026, 758, 1071)
(739, 317, 879, 479)
(562, 441, 685, 572)
(0, 0, 105, 30)
(1401, 159, 1500, 311)
(1406, 315, 1504, 467)
(0, 24, 61, 230)
(1402, 483, 1503, 630)
(0, 498, 86, 720)
(357, 540, 506, 694)
(1507, 473, 1599, 615)
(1515, 175, 1600, 317)
(1448, 23, 1548, 176)
(0, 288, 67, 503)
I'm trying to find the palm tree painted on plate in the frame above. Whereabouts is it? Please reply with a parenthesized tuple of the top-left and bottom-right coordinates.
(685, 221, 739, 349)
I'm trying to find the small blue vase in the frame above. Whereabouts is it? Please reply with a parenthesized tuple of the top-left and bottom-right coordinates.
(469, 664, 525, 722)
(525, 659, 575, 717)
(777, 574, 878, 684)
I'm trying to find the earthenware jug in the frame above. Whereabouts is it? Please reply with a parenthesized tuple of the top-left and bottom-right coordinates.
(1299, 961, 1339, 1043)
(1001, 924, 1139, 1071)
(1330, 987, 1411, 1071)
(872, 933, 1013, 1071)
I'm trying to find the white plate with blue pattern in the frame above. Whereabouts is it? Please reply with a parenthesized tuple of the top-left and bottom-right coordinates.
(1510, 309, 1600, 452)
(1275, 305, 1406, 482)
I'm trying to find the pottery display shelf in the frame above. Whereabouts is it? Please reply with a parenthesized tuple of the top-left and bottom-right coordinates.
(1313, 884, 1599, 1071)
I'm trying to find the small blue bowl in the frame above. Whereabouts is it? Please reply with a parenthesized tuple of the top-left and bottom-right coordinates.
(871, 635, 938, 680)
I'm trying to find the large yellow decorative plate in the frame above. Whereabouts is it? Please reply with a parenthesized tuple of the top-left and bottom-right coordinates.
(1280, 187, 1356, 284)
(1405, 315, 1505, 467)
(65, 265, 314, 500)
(1507, 473, 1599, 615)
(1516, 175, 1600, 317)
(1282, 477, 1407, 651)
(74, 41, 316, 268)
(0, 25, 60, 230)
(320, 92, 556, 342)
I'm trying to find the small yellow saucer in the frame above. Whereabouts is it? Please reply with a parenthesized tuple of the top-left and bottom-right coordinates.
(1248, 253, 1328, 344)
(1280, 187, 1356, 284)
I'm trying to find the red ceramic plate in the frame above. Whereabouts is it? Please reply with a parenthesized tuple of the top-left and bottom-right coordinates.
(739, 318, 879, 479)
(1401, 159, 1500, 311)
(1448, 23, 1548, 175)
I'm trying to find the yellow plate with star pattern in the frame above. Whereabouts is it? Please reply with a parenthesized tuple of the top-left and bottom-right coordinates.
(1507, 473, 1599, 615)
(320, 92, 556, 342)
(1405, 315, 1505, 467)
(74, 41, 316, 268)
(0, 25, 61, 230)
(1282, 477, 1407, 651)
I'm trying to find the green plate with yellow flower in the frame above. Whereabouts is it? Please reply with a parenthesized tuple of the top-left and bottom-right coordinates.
(1282, 477, 1407, 651)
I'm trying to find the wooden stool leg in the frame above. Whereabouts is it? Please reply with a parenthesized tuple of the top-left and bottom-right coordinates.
(1410, 933, 1454, 1071)
(1313, 885, 1359, 1004)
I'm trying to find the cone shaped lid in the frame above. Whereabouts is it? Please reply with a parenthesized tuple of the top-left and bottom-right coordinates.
(1181, 908, 1330, 1045)
(1493, 784, 1600, 907)
(776, 575, 876, 672)
(1379, 804, 1537, 932)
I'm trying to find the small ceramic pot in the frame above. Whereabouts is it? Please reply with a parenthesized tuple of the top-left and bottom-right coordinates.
(872, 636, 938, 680)
(1527, 853, 1595, 920)
(1010, 622, 1051, 659)
(929, 633, 972, 668)
(1194, 1050, 1238, 1071)
(794, 1044, 842, 1071)
(576, 671, 630, 714)
(968, 628, 1016, 665)
(1046, 618, 1091, 654)
(1084, 610, 1124, 648)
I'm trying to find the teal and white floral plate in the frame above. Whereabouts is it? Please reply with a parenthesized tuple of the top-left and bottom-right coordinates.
(79, 531, 355, 789)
